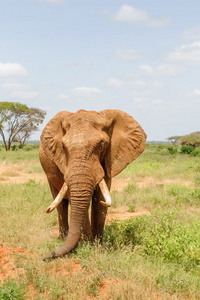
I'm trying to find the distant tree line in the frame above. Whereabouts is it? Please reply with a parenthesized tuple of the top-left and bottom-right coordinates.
(0, 102, 46, 151)
(167, 132, 200, 148)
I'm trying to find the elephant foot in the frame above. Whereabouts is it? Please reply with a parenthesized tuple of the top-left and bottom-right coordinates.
(42, 251, 63, 261)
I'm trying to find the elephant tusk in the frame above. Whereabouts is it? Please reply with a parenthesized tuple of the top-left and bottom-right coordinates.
(46, 183, 68, 213)
(99, 178, 112, 207)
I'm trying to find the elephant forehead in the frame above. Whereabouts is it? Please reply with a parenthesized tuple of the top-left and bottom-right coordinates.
(65, 111, 108, 129)
(62, 127, 106, 145)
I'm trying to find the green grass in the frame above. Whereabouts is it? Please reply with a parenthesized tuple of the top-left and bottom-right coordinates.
(0, 278, 26, 300)
(0, 144, 200, 299)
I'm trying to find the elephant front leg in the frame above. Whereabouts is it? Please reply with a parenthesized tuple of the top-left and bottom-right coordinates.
(91, 177, 111, 241)
(49, 181, 69, 238)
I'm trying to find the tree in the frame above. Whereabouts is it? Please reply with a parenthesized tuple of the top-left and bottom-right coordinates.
(166, 135, 181, 145)
(179, 132, 200, 148)
(0, 102, 46, 150)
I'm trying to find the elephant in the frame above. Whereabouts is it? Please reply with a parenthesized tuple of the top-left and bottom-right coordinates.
(39, 109, 147, 260)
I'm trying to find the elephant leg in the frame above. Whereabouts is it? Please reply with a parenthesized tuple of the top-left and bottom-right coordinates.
(91, 177, 111, 241)
(82, 211, 93, 241)
(49, 181, 69, 238)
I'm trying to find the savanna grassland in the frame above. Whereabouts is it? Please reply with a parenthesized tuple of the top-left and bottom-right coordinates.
(0, 144, 200, 299)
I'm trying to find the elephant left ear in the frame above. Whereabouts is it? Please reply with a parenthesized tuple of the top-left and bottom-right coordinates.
(100, 109, 147, 178)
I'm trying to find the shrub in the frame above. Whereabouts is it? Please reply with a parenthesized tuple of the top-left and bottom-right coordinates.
(180, 145, 194, 154)
(103, 210, 200, 271)
(23, 145, 34, 151)
(167, 146, 177, 155)
(190, 150, 200, 157)
(11, 145, 19, 151)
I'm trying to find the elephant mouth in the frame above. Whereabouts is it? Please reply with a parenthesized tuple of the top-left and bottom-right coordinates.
(45, 177, 112, 214)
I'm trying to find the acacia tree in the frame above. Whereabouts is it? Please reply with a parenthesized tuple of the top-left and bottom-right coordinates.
(166, 136, 181, 145)
(0, 102, 46, 150)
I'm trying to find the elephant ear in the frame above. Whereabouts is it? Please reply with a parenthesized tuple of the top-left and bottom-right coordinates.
(101, 109, 147, 178)
(40, 111, 72, 174)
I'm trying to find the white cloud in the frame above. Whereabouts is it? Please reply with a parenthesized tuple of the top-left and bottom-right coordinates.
(135, 80, 145, 87)
(111, 5, 170, 28)
(156, 64, 184, 76)
(0, 62, 28, 77)
(169, 41, 200, 64)
(182, 25, 200, 41)
(10, 91, 38, 100)
(107, 78, 124, 88)
(193, 89, 200, 96)
(185, 89, 200, 104)
(38, 0, 67, 4)
(58, 93, 69, 100)
(139, 64, 154, 75)
(114, 48, 141, 60)
(70, 87, 102, 96)
(0, 81, 38, 100)
(107, 77, 146, 90)
(58, 87, 102, 103)
(139, 63, 183, 76)
(65, 59, 92, 67)
(1, 82, 26, 91)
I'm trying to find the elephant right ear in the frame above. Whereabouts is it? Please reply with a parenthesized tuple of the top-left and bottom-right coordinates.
(40, 111, 72, 174)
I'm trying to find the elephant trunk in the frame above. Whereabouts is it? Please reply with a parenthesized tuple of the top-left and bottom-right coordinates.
(43, 171, 94, 261)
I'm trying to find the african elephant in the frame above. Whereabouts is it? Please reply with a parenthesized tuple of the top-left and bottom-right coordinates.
(39, 109, 146, 260)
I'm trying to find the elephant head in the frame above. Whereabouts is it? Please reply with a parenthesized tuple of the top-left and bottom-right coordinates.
(40, 109, 146, 260)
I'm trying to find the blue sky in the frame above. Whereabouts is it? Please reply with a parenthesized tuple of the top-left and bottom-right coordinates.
(0, 0, 200, 141)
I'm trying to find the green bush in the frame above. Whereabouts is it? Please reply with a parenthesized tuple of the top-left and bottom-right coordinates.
(23, 145, 34, 151)
(167, 146, 177, 155)
(104, 210, 200, 271)
(11, 145, 19, 151)
(180, 145, 195, 154)
(190, 150, 200, 157)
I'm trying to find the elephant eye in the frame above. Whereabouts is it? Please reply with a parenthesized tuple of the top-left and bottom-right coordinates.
(99, 142, 104, 151)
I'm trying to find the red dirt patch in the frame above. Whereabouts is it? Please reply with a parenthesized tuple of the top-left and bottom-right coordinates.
(52, 260, 82, 278)
(106, 210, 150, 222)
(99, 278, 120, 296)
(0, 244, 25, 283)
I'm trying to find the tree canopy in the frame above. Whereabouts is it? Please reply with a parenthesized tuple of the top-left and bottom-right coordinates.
(179, 132, 200, 148)
(0, 102, 46, 150)
(167, 132, 200, 148)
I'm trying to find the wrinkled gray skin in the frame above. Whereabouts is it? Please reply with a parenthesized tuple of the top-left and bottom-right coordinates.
(39, 109, 147, 260)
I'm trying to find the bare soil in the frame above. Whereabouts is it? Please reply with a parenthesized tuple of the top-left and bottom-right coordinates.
(0, 244, 26, 283)
(0, 165, 46, 184)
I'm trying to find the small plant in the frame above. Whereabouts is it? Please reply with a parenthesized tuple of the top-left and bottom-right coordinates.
(86, 274, 103, 296)
(167, 146, 177, 155)
(128, 205, 136, 212)
(11, 145, 19, 151)
(0, 278, 26, 299)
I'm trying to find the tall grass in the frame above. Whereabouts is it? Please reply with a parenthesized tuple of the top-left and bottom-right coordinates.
(0, 144, 200, 299)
